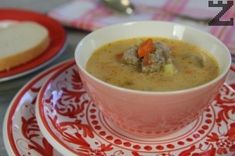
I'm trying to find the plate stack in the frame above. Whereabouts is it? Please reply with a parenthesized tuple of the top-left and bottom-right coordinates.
(3, 58, 235, 156)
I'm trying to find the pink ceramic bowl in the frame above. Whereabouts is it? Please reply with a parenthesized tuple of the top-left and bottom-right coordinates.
(75, 21, 231, 137)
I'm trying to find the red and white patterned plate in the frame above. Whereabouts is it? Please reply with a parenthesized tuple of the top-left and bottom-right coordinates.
(3, 59, 74, 156)
(0, 9, 67, 82)
(36, 61, 235, 156)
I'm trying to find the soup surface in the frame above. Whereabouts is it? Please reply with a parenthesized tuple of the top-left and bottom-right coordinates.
(86, 37, 219, 91)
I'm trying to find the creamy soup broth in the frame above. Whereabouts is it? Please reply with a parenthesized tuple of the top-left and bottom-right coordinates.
(86, 37, 219, 91)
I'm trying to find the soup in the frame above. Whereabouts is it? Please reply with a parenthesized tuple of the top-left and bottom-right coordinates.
(86, 37, 219, 91)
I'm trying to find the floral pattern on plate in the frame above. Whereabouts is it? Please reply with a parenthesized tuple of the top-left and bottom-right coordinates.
(3, 59, 74, 156)
(36, 62, 235, 156)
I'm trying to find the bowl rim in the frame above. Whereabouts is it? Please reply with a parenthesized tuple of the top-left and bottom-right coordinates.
(75, 20, 231, 95)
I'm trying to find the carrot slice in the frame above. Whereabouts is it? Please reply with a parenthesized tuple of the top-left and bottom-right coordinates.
(137, 39, 155, 58)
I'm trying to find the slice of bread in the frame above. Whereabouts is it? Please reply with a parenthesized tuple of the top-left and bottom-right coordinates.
(0, 21, 50, 71)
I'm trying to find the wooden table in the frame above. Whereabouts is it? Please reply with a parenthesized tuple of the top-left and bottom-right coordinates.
(0, 0, 88, 155)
